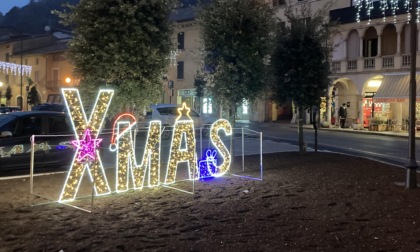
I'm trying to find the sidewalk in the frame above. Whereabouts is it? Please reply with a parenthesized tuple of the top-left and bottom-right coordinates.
(243, 120, 416, 139)
(305, 124, 413, 138)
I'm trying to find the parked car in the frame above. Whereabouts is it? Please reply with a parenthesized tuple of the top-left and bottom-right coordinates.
(0, 106, 21, 114)
(31, 103, 66, 112)
(139, 104, 217, 138)
(0, 111, 75, 173)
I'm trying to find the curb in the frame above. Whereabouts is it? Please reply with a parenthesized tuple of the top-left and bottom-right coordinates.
(290, 124, 418, 139)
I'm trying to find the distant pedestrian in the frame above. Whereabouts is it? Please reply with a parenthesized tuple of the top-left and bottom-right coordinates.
(339, 103, 347, 128)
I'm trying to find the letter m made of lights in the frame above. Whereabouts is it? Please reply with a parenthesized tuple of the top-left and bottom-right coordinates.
(110, 116, 162, 192)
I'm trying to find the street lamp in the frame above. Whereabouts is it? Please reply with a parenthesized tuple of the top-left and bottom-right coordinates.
(20, 37, 22, 111)
(0, 82, 3, 104)
(355, 0, 418, 188)
(406, 0, 418, 188)
(65, 77, 72, 85)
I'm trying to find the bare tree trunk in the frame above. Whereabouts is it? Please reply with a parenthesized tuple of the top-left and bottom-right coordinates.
(298, 106, 305, 154)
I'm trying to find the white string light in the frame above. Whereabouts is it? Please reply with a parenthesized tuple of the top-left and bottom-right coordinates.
(0, 61, 32, 76)
(355, 0, 420, 24)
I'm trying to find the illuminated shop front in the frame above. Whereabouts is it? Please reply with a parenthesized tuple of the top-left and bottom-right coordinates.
(369, 74, 420, 131)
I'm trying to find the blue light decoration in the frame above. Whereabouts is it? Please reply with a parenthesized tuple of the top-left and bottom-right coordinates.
(198, 149, 218, 178)
(55, 145, 68, 150)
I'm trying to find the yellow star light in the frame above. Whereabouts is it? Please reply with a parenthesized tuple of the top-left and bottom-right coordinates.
(176, 102, 192, 120)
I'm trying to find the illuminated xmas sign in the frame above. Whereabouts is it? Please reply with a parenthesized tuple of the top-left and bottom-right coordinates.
(58, 88, 232, 202)
(59, 88, 114, 202)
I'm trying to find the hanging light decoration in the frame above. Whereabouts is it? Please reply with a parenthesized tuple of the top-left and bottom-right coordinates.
(0, 61, 32, 76)
(355, 0, 420, 24)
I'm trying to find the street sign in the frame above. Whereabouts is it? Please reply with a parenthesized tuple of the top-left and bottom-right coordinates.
(178, 89, 196, 97)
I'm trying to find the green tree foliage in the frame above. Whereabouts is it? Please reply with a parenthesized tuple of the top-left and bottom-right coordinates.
(194, 71, 206, 98)
(193, 71, 207, 113)
(5, 86, 12, 106)
(271, 3, 332, 153)
(271, 5, 331, 109)
(28, 86, 40, 106)
(56, 0, 177, 116)
(198, 0, 275, 121)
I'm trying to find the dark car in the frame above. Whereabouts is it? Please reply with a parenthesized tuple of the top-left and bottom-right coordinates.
(0, 111, 75, 173)
(0, 106, 21, 114)
(31, 103, 66, 112)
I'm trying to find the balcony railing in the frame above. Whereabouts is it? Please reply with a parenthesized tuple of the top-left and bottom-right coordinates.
(382, 56, 394, 68)
(327, 53, 420, 75)
(364, 57, 375, 69)
(402, 54, 410, 68)
(347, 59, 357, 70)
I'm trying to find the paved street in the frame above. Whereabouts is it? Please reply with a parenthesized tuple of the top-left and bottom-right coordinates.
(244, 121, 420, 167)
(3, 121, 418, 178)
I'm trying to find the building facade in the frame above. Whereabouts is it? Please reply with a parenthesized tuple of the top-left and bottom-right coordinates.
(3, 0, 417, 131)
(0, 27, 75, 110)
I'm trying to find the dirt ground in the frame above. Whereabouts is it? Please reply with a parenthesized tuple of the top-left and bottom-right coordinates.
(1, 152, 420, 251)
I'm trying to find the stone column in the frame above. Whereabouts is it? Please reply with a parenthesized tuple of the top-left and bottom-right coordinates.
(327, 94, 332, 126)
(343, 39, 348, 59)
(358, 95, 364, 128)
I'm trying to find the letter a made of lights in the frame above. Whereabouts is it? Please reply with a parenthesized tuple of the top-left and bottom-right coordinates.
(165, 103, 199, 184)
(109, 113, 162, 192)
(59, 88, 114, 202)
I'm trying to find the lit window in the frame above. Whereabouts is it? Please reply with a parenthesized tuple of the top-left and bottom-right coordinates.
(242, 99, 248, 115)
(203, 98, 212, 114)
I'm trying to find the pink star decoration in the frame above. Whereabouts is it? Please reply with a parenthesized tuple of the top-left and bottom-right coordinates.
(72, 128, 102, 162)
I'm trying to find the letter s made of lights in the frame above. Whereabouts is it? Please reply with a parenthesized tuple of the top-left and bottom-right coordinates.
(209, 119, 232, 177)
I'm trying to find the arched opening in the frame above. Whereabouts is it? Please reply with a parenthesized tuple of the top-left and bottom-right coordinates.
(329, 78, 358, 128)
(347, 30, 359, 59)
(382, 24, 397, 55)
(332, 33, 345, 61)
(363, 27, 378, 57)
(362, 75, 383, 128)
